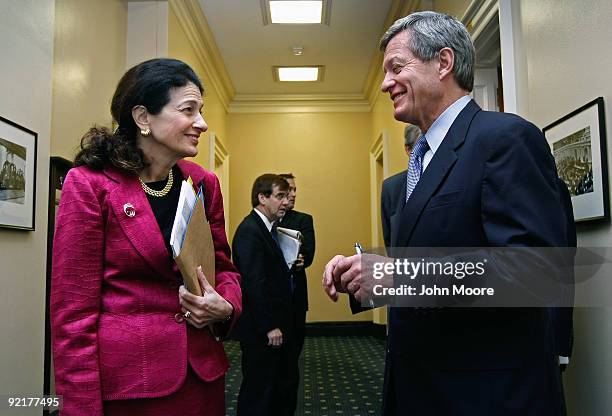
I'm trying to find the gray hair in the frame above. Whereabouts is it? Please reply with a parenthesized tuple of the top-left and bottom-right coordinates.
(404, 124, 420, 148)
(379, 11, 475, 92)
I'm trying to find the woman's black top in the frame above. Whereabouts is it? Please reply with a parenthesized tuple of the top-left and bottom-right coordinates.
(143, 165, 182, 257)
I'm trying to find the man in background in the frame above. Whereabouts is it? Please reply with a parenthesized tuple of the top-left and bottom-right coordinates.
(381, 125, 420, 249)
(279, 173, 316, 392)
(232, 174, 297, 416)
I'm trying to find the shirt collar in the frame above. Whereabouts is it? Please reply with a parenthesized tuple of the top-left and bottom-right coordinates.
(254, 207, 275, 232)
(423, 95, 472, 154)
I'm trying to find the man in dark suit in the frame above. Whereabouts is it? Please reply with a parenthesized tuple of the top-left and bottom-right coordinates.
(232, 174, 297, 416)
(381, 125, 420, 249)
(323, 11, 568, 415)
(278, 173, 316, 375)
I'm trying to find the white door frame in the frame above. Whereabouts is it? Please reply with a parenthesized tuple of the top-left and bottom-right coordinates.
(209, 132, 230, 232)
(369, 131, 390, 326)
(369, 130, 389, 250)
(462, 0, 526, 115)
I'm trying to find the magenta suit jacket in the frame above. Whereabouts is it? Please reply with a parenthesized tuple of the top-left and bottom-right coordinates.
(51, 160, 242, 415)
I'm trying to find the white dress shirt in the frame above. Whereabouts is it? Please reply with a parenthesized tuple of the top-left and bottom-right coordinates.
(422, 95, 473, 171)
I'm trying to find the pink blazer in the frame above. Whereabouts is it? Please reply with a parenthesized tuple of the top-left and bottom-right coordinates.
(51, 160, 242, 415)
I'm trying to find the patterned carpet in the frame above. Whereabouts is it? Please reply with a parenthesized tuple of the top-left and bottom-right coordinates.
(224, 336, 386, 416)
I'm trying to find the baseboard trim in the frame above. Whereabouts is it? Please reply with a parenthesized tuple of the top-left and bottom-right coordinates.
(305, 321, 387, 338)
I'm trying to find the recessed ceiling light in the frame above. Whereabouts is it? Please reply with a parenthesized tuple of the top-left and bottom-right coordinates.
(261, 0, 332, 26)
(275, 66, 323, 82)
(269, 0, 323, 23)
(269, 1, 322, 24)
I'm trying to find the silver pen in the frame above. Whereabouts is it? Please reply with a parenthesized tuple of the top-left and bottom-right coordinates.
(354, 243, 375, 307)
(354, 242, 363, 255)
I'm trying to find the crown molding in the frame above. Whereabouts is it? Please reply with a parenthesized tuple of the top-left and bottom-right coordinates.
(362, 0, 420, 106)
(228, 93, 371, 114)
(461, 0, 498, 36)
(169, 0, 234, 110)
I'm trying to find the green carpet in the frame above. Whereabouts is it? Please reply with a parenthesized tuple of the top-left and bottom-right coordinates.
(224, 336, 386, 415)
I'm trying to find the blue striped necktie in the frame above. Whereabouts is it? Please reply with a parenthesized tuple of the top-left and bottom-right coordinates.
(271, 223, 279, 245)
(406, 134, 430, 202)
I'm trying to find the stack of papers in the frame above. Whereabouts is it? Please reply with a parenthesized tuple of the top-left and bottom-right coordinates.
(170, 178, 215, 295)
(276, 227, 302, 268)
(170, 180, 198, 258)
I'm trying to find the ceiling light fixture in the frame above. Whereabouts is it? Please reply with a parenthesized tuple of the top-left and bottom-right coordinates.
(292, 46, 304, 56)
(270, 1, 321, 23)
(274, 66, 323, 82)
(261, 0, 331, 25)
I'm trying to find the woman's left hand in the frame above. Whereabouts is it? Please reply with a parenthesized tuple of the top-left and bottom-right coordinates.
(179, 266, 233, 329)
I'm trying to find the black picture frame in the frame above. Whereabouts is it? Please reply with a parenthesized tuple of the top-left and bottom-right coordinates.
(543, 97, 609, 223)
(0, 115, 37, 230)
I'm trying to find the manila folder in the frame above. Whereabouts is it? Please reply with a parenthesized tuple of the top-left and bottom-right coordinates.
(174, 196, 215, 296)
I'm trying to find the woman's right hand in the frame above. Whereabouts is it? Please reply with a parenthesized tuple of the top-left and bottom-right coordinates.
(179, 266, 233, 329)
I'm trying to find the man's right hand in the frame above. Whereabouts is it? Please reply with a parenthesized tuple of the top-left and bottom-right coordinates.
(323, 253, 392, 303)
(267, 328, 283, 347)
(322, 254, 363, 301)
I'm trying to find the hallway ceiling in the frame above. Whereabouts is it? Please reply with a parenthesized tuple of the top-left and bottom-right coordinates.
(197, 0, 394, 97)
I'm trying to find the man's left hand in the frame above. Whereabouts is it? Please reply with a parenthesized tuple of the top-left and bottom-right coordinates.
(293, 254, 305, 270)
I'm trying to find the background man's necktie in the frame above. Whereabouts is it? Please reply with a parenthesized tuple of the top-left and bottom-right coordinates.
(271, 222, 280, 245)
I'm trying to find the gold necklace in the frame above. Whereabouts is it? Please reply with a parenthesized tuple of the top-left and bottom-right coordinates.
(139, 169, 173, 197)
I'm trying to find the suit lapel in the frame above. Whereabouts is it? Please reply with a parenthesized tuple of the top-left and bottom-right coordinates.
(251, 211, 289, 269)
(106, 168, 175, 279)
(393, 100, 481, 246)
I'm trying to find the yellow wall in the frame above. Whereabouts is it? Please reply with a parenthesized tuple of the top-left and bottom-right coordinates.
(433, 0, 471, 18)
(51, 0, 127, 161)
(227, 112, 374, 322)
(168, 6, 227, 171)
(371, 90, 411, 177)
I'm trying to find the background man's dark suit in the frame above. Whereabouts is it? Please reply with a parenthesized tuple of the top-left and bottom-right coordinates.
(550, 179, 576, 365)
(280, 209, 315, 352)
(381, 170, 407, 249)
(232, 211, 296, 415)
(382, 100, 568, 415)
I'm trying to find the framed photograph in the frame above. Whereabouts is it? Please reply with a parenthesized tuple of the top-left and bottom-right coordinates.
(543, 97, 609, 222)
(0, 116, 37, 230)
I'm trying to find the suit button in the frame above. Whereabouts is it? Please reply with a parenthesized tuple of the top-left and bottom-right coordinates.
(174, 313, 185, 323)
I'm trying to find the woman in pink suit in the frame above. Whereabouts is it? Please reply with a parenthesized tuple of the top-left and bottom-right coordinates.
(51, 58, 241, 415)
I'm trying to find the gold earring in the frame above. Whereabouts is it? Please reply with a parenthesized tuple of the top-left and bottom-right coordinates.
(141, 128, 151, 136)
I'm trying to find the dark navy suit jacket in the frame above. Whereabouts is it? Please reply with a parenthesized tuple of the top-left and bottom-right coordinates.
(382, 100, 567, 415)
(232, 211, 294, 345)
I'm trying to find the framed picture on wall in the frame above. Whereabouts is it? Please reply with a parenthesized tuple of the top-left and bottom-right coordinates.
(0, 115, 37, 230)
(543, 97, 609, 223)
